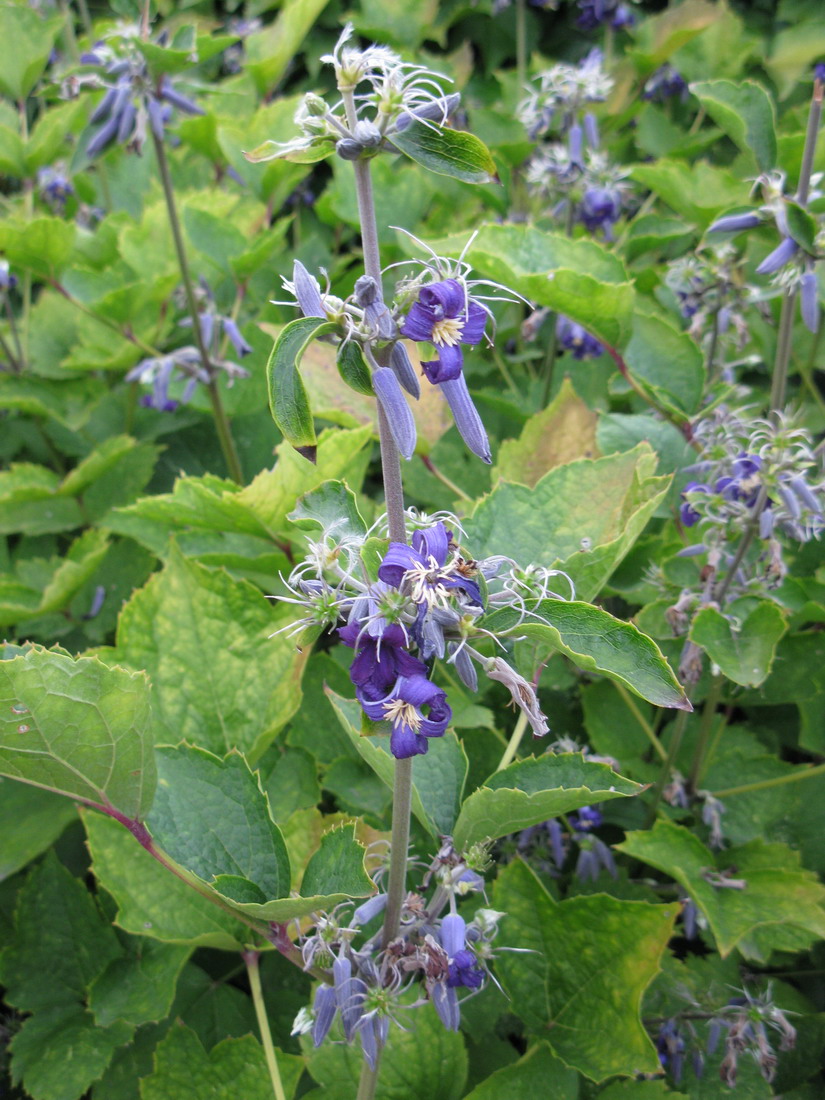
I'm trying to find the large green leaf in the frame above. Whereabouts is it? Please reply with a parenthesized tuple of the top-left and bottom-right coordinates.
(689, 600, 787, 687)
(624, 313, 705, 418)
(463, 1043, 578, 1099)
(391, 121, 497, 184)
(465, 224, 634, 349)
(465, 443, 670, 602)
(482, 599, 688, 710)
(617, 822, 825, 958)
(0, 779, 77, 881)
(83, 809, 246, 951)
(0, 646, 156, 821)
(105, 546, 307, 761)
(140, 1024, 304, 1100)
(452, 754, 643, 850)
(147, 745, 292, 904)
(267, 317, 336, 454)
(630, 160, 751, 228)
(492, 859, 677, 1082)
(0, 5, 62, 99)
(690, 79, 777, 173)
(327, 690, 469, 838)
(303, 1002, 467, 1100)
(244, 0, 331, 93)
(0, 852, 133, 1100)
(88, 940, 190, 1029)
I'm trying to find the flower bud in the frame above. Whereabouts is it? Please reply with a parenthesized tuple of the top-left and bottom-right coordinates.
(389, 341, 420, 398)
(336, 137, 364, 160)
(312, 984, 337, 1047)
(756, 236, 799, 275)
(373, 367, 417, 459)
(707, 212, 761, 234)
(292, 260, 325, 318)
(439, 375, 491, 464)
(801, 269, 819, 333)
(439, 913, 466, 957)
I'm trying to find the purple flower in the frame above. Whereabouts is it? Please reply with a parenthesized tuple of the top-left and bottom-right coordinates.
(756, 237, 799, 276)
(679, 481, 710, 527)
(569, 805, 602, 830)
(372, 366, 417, 460)
(339, 622, 427, 702)
(708, 211, 761, 234)
(556, 315, 603, 359)
(801, 269, 819, 334)
(579, 185, 622, 234)
(222, 318, 253, 357)
(440, 914, 484, 990)
(401, 278, 487, 383)
(360, 672, 451, 758)
(643, 64, 689, 103)
(378, 522, 483, 608)
(577, 0, 634, 30)
(439, 375, 492, 464)
(815, 62, 825, 83)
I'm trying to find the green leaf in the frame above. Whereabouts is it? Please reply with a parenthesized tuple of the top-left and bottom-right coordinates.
(690, 79, 777, 173)
(289, 480, 368, 540)
(89, 940, 190, 1029)
(0, 216, 76, 279)
(624, 313, 705, 418)
(689, 600, 787, 687)
(83, 809, 246, 950)
(336, 340, 374, 395)
(267, 317, 337, 453)
(24, 100, 86, 174)
(0, 778, 76, 881)
(391, 120, 497, 184)
(0, 851, 133, 1100)
(147, 745, 291, 903)
(141, 1024, 304, 1100)
(261, 746, 321, 821)
(483, 598, 689, 710)
(630, 160, 751, 228)
(465, 443, 670, 602)
(462, 223, 634, 348)
(785, 200, 818, 253)
(618, 823, 825, 958)
(452, 753, 644, 850)
(303, 1001, 467, 1100)
(0, 646, 156, 821)
(244, 0, 331, 94)
(494, 377, 599, 487)
(765, 21, 825, 99)
(300, 822, 375, 899)
(0, 5, 62, 99)
(107, 546, 307, 761)
(492, 859, 677, 1081)
(463, 1043, 578, 1100)
(327, 690, 468, 838)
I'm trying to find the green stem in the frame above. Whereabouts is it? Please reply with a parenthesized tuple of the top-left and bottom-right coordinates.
(614, 683, 667, 762)
(382, 757, 412, 947)
(713, 484, 768, 605)
(244, 950, 287, 1100)
(18, 101, 32, 367)
(151, 131, 244, 484)
(644, 710, 689, 828)
(356, 1047, 383, 1100)
(769, 291, 796, 412)
(52, 281, 162, 358)
(497, 710, 528, 771)
(688, 674, 724, 792)
(538, 314, 558, 408)
(712, 762, 825, 799)
(420, 454, 471, 502)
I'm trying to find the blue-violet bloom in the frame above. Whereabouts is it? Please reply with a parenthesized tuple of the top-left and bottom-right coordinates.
(401, 278, 487, 383)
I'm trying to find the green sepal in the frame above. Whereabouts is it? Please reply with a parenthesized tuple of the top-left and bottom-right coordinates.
(785, 200, 818, 254)
(267, 317, 337, 454)
(336, 341, 374, 395)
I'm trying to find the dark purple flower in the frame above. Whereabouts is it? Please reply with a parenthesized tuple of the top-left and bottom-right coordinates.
(679, 481, 710, 527)
(339, 621, 427, 702)
(579, 185, 622, 234)
(360, 672, 451, 758)
(577, 0, 634, 30)
(378, 522, 483, 608)
(570, 805, 602, 831)
(643, 64, 689, 103)
(401, 278, 487, 383)
(447, 949, 484, 989)
(372, 366, 417, 460)
(556, 315, 603, 359)
(815, 62, 825, 83)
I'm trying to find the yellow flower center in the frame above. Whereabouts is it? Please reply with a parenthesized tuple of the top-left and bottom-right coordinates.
(383, 697, 421, 731)
(430, 317, 465, 347)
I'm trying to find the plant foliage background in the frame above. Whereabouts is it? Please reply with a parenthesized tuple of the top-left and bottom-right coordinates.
(2, 0, 825, 1097)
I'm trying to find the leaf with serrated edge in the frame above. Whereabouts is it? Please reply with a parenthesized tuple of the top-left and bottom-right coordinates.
(88, 941, 190, 1029)
(453, 754, 643, 850)
(107, 545, 307, 762)
(617, 822, 825, 958)
(482, 599, 689, 710)
(689, 601, 787, 688)
(141, 1024, 304, 1100)
(147, 745, 291, 902)
(690, 79, 777, 173)
(83, 809, 246, 951)
(0, 646, 156, 821)
(492, 859, 677, 1081)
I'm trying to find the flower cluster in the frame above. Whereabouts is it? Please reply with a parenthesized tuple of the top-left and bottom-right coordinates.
(664, 246, 751, 362)
(642, 63, 689, 103)
(576, 0, 635, 31)
(291, 841, 504, 1064)
(37, 166, 74, 212)
(281, 239, 521, 464)
(513, 803, 617, 881)
(247, 23, 460, 167)
(82, 36, 202, 158)
(277, 511, 558, 759)
(518, 49, 612, 141)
